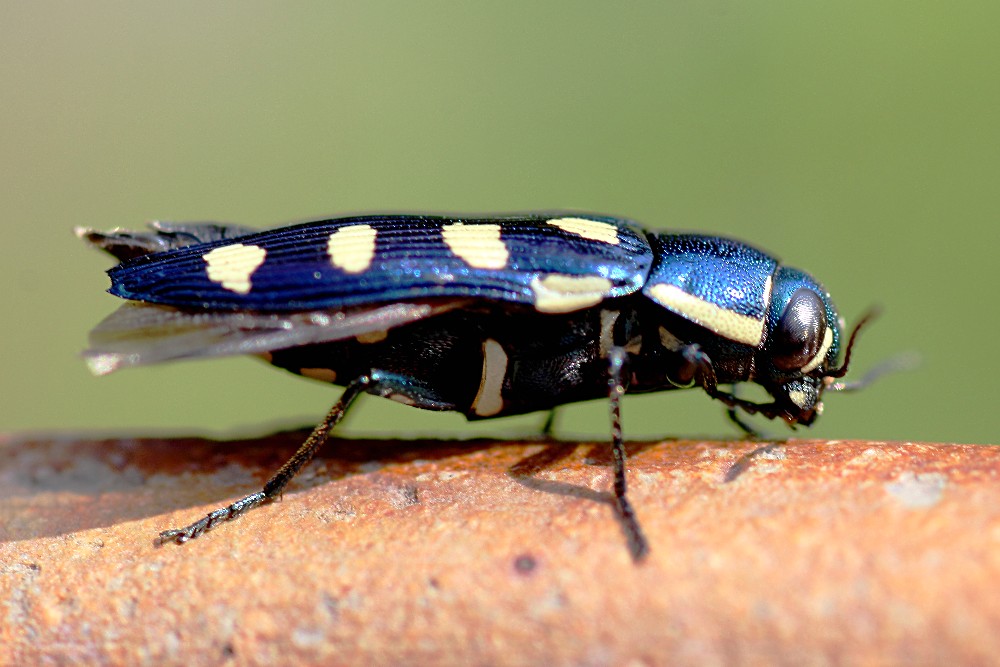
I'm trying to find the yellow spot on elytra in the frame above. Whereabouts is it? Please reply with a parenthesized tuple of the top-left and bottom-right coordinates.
(530, 274, 613, 313)
(472, 338, 507, 417)
(203, 243, 267, 294)
(442, 223, 509, 269)
(548, 217, 620, 245)
(647, 281, 768, 346)
(328, 224, 377, 274)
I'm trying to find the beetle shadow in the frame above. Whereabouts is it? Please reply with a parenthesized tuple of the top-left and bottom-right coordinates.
(722, 441, 786, 483)
(507, 440, 661, 562)
(0, 429, 501, 543)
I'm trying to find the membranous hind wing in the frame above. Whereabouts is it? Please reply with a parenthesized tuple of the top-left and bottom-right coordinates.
(83, 299, 472, 375)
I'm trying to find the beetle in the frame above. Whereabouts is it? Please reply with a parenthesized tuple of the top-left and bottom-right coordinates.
(79, 213, 872, 557)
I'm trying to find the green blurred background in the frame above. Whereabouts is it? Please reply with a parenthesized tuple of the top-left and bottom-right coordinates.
(2, 2, 996, 444)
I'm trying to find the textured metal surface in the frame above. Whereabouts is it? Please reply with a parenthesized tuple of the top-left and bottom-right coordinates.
(1, 432, 997, 665)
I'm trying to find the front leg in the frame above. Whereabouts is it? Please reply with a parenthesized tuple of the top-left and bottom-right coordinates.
(677, 344, 788, 423)
(726, 404, 766, 439)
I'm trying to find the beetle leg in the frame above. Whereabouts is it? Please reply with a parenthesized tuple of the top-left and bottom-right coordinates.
(726, 405, 763, 438)
(721, 385, 772, 438)
(711, 387, 785, 422)
(607, 346, 649, 561)
(539, 409, 558, 438)
(679, 344, 787, 423)
(156, 374, 373, 545)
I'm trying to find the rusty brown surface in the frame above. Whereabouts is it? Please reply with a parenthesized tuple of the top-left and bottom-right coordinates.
(1, 431, 998, 665)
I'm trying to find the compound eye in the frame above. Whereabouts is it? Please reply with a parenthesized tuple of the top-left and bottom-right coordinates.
(772, 288, 827, 372)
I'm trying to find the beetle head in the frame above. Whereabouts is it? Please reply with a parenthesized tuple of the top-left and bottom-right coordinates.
(756, 267, 872, 425)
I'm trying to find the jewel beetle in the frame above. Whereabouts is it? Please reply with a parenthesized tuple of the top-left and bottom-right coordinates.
(79, 213, 873, 557)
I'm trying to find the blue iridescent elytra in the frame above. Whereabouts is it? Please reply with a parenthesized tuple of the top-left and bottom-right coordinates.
(105, 215, 651, 311)
(79, 213, 868, 557)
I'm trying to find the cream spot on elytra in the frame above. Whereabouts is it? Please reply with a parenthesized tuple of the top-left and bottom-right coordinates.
(203, 243, 267, 294)
(328, 224, 377, 274)
(530, 274, 614, 313)
(442, 223, 509, 269)
(548, 217, 620, 245)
